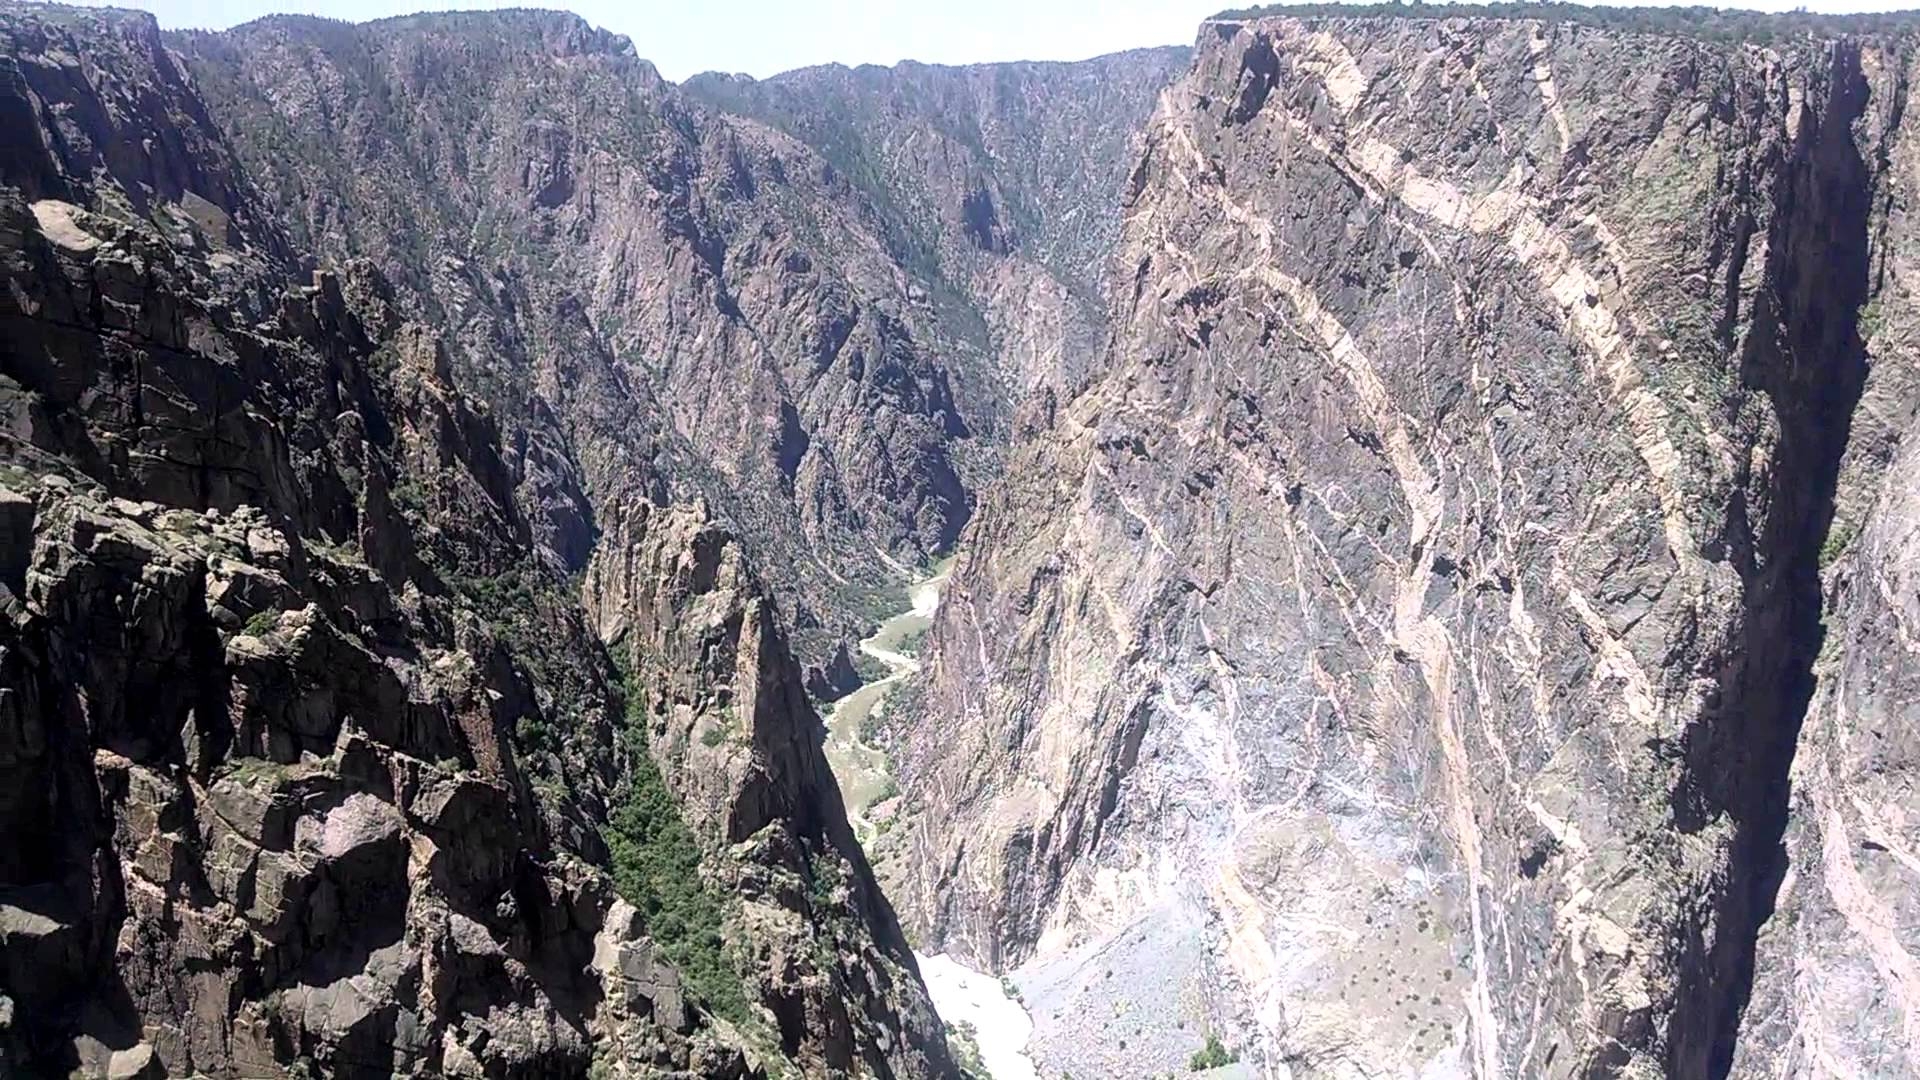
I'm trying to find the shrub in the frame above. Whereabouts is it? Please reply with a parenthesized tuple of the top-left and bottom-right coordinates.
(1820, 518, 1859, 568)
(389, 477, 430, 514)
(895, 625, 929, 657)
(844, 577, 912, 631)
(853, 650, 892, 685)
(514, 714, 555, 754)
(946, 1019, 992, 1079)
(1190, 1032, 1239, 1071)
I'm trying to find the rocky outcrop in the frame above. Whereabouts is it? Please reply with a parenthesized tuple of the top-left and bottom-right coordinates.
(0, 188, 672, 1078)
(891, 10, 1920, 1078)
(0, 6, 953, 1076)
(585, 502, 949, 1076)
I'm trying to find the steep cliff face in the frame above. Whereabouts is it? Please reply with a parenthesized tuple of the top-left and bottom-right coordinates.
(582, 503, 950, 1076)
(0, 6, 952, 1077)
(164, 15, 1183, 686)
(172, 9, 968, 673)
(1730, 41, 1920, 1080)
(684, 47, 1190, 399)
(892, 12, 1920, 1077)
(21, 2, 1920, 1078)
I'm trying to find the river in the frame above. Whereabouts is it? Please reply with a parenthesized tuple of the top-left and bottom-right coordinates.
(820, 560, 1040, 1080)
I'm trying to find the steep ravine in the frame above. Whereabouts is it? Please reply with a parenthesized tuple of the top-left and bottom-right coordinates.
(13, 3, 1920, 1078)
(1727, 30, 1920, 1079)
(821, 559, 951, 845)
(168, 13, 1186, 687)
(1671, 40, 1876, 1079)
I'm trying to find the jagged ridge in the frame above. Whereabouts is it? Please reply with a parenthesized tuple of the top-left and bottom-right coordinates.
(0, 5, 959, 1077)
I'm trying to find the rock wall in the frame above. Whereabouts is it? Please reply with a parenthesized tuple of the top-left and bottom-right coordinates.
(0, 6, 953, 1077)
(1730, 37, 1920, 1080)
(893, 12, 1920, 1078)
(171, 14, 1185, 680)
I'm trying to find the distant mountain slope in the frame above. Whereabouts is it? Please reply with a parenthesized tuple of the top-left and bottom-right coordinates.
(172, 14, 1186, 686)
(685, 47, 1191, 397)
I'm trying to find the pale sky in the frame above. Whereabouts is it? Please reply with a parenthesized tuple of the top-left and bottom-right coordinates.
(68, 0, 1919, 81)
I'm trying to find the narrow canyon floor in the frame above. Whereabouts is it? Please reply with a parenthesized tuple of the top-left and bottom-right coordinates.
(819, 561, 1043, 1080)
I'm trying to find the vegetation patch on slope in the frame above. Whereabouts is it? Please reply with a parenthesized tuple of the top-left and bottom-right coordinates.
(605, 668, 751, 1026)
(1189, 1032, 1240, 1071)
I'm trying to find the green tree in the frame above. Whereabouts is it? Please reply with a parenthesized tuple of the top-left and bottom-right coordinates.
(603, 669, 750, 1024)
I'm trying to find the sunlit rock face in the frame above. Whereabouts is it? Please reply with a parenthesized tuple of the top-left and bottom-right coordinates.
(13, 2, 1920, 1077)
(890, 12, 1920, 1078)
(0, 7, 957, 1077)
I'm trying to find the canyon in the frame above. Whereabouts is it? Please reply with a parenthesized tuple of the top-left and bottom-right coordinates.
(4, 2, 1920, 1078)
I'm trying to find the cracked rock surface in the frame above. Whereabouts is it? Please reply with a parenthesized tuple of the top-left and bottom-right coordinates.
(14, 2, 1920, 1078)
(0, 6, 965, 1076)
(887, 11, 1920, 1079)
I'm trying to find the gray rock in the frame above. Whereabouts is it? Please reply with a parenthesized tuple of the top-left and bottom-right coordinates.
(0, 486, 31, 596)
(106, 1042, 162, 1080)
(891, 10, 1920, 1079)
(0, 6, 968, 1074)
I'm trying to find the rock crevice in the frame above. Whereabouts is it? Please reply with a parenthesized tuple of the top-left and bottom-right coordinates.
(1672, 39, 1875, 1079)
